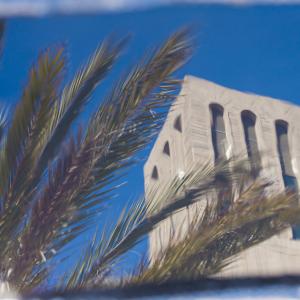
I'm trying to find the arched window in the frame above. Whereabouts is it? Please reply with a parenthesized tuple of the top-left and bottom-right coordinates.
(241, 110, 260, 174)
(163, 141, 170, 156)
(275, 120, 296, 189)
(151, 166, 159, 180)
(210, 104, 227, 161)
(174, 115, 182, 132)
(275, 120, 299, 239)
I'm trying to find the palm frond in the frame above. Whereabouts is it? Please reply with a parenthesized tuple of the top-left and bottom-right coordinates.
(0, 47, 65, 204)
(66, 27, 192, 276)
(130, 183, 299, 285)
(3, 43, 128, 287)
(36, 37, 128, 174)
(67, 27, 194, 234)
(49, 29, 193, 248)
(0, 38, 126, 290)
(1, 37, 126, 213)
(64, 158, 252, 289)
(5, 29, 193, 292)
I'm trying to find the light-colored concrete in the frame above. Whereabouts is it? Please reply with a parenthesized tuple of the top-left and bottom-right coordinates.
(144, 75, 300, 276)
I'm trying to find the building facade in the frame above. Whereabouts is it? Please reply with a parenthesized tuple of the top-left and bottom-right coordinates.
(144, 75, 300, 277)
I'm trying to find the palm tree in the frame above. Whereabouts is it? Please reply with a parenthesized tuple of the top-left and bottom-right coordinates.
(0, 22, 298, 296)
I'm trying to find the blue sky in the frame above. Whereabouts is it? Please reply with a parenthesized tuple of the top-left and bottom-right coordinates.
(2, 3, 300, 281)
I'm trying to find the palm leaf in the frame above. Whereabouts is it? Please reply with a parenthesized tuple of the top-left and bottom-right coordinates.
(131, 182, 299, 285)
(0, 47, 65, 204)
(64, 158, 252, 289)
(0, 38, 125, 291)
(65, 28, 193, 236)
(5, 29, 193, 292)
(36, 37, 128, 173)
(56, 28, 194, 261)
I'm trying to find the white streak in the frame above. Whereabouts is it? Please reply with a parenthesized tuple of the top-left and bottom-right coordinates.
(40, 250, 46, 262)
(226, 144, 232, 159)
(178, 169, 185, 179)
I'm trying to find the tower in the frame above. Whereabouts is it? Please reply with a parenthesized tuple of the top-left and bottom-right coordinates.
(144, 75, 300, 276)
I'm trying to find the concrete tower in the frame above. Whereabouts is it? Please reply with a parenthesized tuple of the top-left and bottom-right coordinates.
(144, 75, 300, 276)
